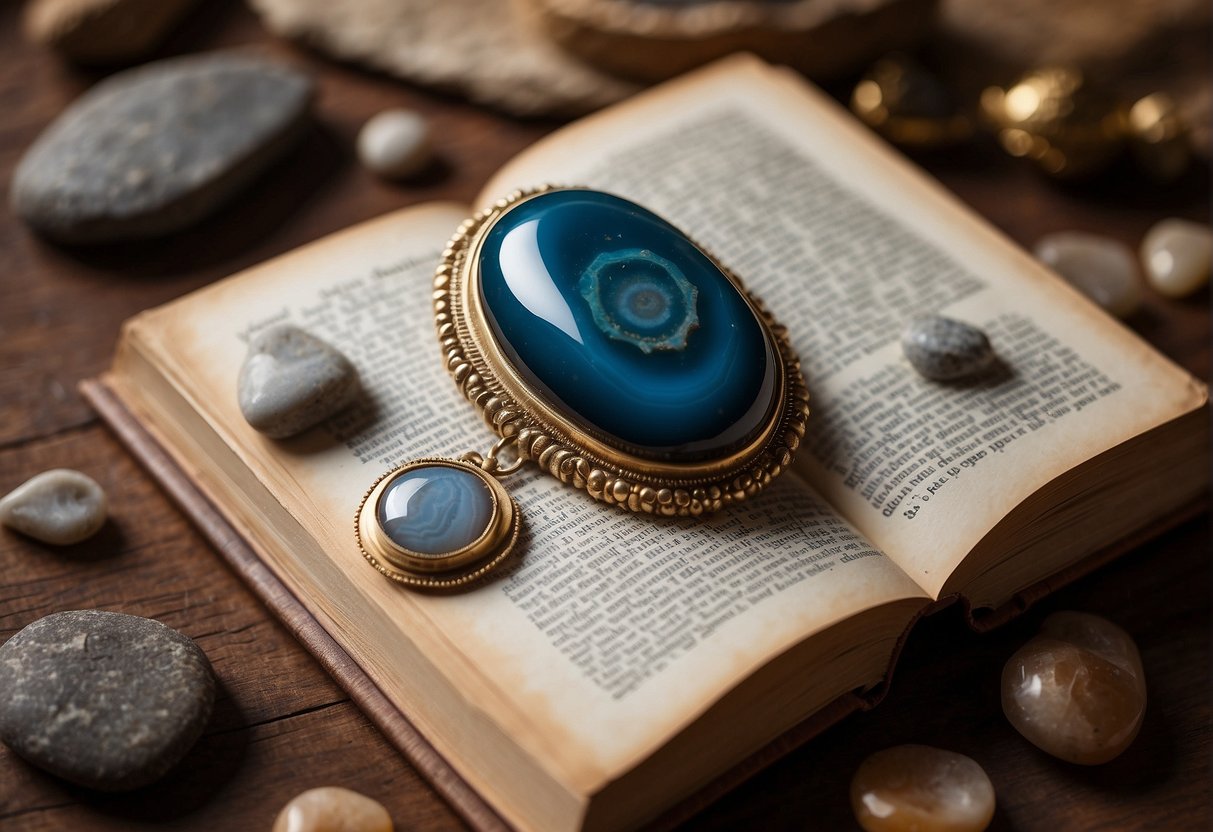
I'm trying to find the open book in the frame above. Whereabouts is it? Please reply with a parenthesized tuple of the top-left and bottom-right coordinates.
(91, 55, 1207, 832)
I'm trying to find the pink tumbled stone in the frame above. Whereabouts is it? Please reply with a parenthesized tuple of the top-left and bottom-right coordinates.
(850, 744, 995, 832)
(1002, 611, 1146, 765)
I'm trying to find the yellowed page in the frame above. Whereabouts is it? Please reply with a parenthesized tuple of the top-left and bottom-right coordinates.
(481, 54, 1206, 598)
(126, 201, 927, 820)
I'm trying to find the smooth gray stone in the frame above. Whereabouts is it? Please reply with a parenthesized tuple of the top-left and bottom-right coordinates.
(238, 324, 360, 439)
(0, 610, 215, 791)
(901, 315, 996, 381)
(0, 468, 107, 545)
(11, 51, 314, 244)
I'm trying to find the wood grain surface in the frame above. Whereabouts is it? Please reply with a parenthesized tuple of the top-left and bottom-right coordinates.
(0, 2, 1208, 830)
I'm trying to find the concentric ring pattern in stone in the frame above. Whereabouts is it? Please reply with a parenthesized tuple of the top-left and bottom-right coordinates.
(477, 189, 777, 462)
(377, 466, 495, 555)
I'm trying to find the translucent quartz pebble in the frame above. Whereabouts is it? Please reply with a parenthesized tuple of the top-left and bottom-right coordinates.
(272, 787, 393, 832)
(1141, 218, 1212, 299)
(851, 744, 995, 832)
(1002, 611, 1146, 765)
(1034, 232, 1143, 318)
(900, 315, 995, 381)
(0, 468, 106, 545)
(357, 109, 432, 180)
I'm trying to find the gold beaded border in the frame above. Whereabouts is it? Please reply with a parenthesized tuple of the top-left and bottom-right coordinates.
(354, 462, 522, 590)
(434, 185, 810, 518)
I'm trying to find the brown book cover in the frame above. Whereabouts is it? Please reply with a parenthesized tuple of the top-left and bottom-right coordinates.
(79, 376, 1206, 830)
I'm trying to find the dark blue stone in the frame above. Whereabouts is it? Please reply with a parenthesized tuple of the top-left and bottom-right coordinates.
(478, 189, 776, 462)
(377, 466, 493, 555)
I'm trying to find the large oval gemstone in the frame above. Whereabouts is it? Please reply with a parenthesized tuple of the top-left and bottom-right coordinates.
(477, 190, 776, 461)
(377, 466, 494, 555)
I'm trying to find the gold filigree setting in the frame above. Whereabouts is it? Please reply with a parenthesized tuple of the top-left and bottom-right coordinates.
(434, 185, 810, 517)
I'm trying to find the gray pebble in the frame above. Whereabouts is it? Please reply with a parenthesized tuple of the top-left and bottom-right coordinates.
(238, 324, 360, 439)
(11, 51, 314, 244)
(0, 611, 215, 791)
(0, 469, 107, 545)
(901, 315, 996, 381)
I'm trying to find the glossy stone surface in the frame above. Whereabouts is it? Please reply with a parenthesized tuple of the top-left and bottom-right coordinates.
(0, 469, 107, 545)
(357, 109, 432, 179)
(1002, 611, 1146, 765)
(378, 466, 493, 555)
(272, 786, 393, 832)
(901, 315, 995, 381)
(1141, 218, 1212, 299)
(1034, 231, 1143, 318)
(851, 744, 995, 832)
(0, 610, 215, 790)
(478, 189, 776, 460)
(11, 52, 313, 243)
(238, 324, 360, 439)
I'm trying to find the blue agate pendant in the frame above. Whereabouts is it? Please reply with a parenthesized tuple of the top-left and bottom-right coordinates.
(356, 186, 808, 589)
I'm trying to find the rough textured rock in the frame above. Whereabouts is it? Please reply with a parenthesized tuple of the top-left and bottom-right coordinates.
(1141, 218, 1212, 299)
(272, 786, 394, 832)
(23, 0, 199, 65)
(11, 51, 314, 244)
(1034, 231, 1143, 318)
(0, 468, 107, 545)
(851, 744, 995, 832)
(238, 324, 361, 439)
(1002, 611, 1146, 765)
(357, 109, 432, 180)
(901, 315, 996, 381)
(246, 0, 638, 117)
(0, 610, 215, 790)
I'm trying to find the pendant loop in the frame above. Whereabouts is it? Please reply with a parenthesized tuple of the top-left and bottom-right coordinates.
(458, 435, 525, 478)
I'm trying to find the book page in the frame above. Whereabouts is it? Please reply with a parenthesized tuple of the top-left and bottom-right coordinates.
(131, 203, 927, 804)
(482, 55, 1206, 598)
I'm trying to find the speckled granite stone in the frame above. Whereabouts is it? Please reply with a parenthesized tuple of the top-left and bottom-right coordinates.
(0, 610, 215, 790)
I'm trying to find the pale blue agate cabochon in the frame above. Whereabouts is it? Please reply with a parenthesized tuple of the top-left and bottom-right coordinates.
(477, 189, 776, 462)
(377, 466, 494, 555)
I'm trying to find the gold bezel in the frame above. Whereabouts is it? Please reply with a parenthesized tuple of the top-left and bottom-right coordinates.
(434, 185, 809, 517)
(355, 459, 520, 589)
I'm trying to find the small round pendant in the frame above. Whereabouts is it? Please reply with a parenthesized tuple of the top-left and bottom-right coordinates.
(355, 458, 520, 589)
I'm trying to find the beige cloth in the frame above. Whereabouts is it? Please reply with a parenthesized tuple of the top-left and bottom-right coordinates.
(246, 0, 638, 117)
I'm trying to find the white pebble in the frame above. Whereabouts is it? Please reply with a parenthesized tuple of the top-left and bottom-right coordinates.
(1034, 231, 1143, 318)
(356, 109, 432, 180)
(1141, 218, 1212, 299)
(0, 469, 107, 545)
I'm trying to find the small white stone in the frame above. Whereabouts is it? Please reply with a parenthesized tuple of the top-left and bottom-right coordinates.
(0, 469, 107, 545)
(1034, 231, 1143, 318)
(1141, 218, 1212, 299)
(356, 109, 432, 180)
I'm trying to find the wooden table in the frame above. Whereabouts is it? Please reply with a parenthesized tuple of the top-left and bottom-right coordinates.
(1, 3, 1208, 830)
